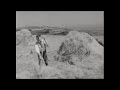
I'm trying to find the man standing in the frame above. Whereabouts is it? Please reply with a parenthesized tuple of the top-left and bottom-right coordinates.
(35, 35, 48, 62)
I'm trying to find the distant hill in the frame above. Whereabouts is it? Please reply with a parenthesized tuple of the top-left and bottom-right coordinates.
(77, 30, 104, 36)
(16, 26, 42, 31)
(16, 25, 104, 36)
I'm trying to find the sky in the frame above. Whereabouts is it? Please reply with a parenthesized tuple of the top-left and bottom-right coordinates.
(16, 11, 104, 28)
